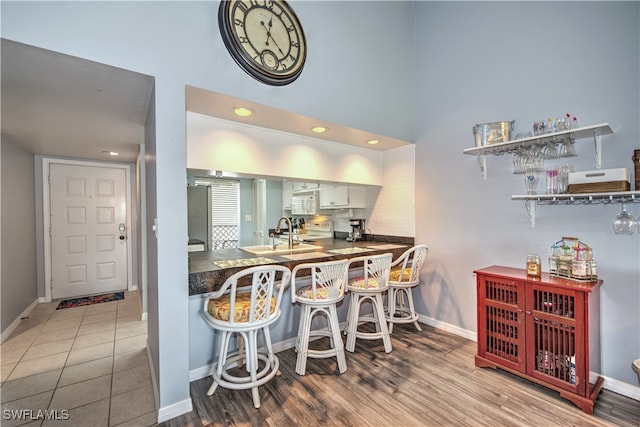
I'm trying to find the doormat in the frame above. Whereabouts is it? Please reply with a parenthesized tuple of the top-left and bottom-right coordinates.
(56, 292, 124, 310)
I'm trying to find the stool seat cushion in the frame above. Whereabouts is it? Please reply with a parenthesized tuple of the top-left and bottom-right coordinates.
(296, 285, 343, 300)
(350, 277, 382, 289)
(207, 293, 276, 322)
(389, 268, 412, 282)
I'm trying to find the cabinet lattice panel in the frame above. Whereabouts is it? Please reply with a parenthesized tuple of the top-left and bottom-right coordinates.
(532, 289, 577, 384)
(484, 279, 521, 364)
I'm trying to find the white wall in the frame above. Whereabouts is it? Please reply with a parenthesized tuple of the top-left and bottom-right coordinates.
(368, 144, 416, 238)
(187, 112, 385, 186)
(413, 1, 640, 390)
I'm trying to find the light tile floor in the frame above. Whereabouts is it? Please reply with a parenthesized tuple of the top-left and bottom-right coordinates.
(1, 291, 157, 427)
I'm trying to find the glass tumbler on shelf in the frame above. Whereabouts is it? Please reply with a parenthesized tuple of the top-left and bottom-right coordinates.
(557, 164, 574, 193)
(524, 172, 539, 194)
(546, 168, 558, 194)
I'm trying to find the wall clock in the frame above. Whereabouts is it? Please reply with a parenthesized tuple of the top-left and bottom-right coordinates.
(218, 0, 307, 86)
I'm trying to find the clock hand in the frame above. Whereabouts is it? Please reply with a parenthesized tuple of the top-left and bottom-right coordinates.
(260, 20, 272, 46)
(260, 16, 284, 55)
(267, 34, 284, 56)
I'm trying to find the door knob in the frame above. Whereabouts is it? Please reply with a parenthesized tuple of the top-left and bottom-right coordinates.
(118, 223, 127, 240)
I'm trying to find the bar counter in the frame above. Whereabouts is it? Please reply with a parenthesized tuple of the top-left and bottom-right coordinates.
(189, 237, 414, 295)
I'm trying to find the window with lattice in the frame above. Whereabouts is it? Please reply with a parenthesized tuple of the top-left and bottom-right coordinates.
(194, 178, 240, 249)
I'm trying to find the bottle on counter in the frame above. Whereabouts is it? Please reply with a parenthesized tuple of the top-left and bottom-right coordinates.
(527, 254, 542, 277)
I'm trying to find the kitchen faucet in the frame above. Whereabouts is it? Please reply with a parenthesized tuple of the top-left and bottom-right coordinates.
(275, 216, 293, 249)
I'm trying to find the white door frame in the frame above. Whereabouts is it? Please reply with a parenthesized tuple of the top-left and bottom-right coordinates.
(43, 158, 134, 302)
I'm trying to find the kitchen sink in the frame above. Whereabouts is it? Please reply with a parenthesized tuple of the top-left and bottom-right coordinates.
(327, 247, 374, 255)
(240, 243, 323, 255)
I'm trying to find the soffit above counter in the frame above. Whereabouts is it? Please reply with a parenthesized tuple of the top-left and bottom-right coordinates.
(185, 85, 412, 152)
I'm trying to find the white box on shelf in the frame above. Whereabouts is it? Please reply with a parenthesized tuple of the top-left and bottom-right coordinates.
(567, 168, 630, 193)
(568, 168, 630, 185)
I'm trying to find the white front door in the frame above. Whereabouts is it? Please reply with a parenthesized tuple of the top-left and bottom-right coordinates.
(49, 163, 128, 299)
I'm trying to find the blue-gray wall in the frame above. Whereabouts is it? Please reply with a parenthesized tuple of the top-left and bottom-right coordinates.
(414, 1, 639, 387)
(1, 138, 37, 331)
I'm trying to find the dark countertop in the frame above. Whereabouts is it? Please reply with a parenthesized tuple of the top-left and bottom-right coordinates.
(189, 236, 414, 295)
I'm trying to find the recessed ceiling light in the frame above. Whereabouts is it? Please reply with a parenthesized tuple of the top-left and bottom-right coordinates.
(232, 107, 254, 117)
(367, 139, 380, 145)
(311, 126, 328, 133)
(102, 150, 119, 156)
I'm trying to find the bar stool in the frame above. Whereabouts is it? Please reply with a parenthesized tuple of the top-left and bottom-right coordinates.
(291, 259, 349, 375)
(201, 264, 291, 408)
(345, 253, 393, 353)
(385, 245, 428, 333)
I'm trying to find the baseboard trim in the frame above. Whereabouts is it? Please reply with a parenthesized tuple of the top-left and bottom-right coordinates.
(157, 398, 194, 424)
(145, 343, 160, 424)
(417, 313, 478, 342)
(148, 342, 193, 423)
(1, 298, 41, 343)
(601, 373, 640, 401)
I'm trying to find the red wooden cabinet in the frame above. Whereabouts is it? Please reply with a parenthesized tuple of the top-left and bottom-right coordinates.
(474, 265, 603, 414)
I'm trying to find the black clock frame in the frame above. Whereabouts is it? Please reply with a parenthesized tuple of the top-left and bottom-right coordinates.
(218, 0, 307, 86)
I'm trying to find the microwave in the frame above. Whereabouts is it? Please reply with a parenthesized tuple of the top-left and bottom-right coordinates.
(291, 191, 318, 215)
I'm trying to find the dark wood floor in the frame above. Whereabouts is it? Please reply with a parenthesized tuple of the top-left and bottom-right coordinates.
(162, 324, 639, 426)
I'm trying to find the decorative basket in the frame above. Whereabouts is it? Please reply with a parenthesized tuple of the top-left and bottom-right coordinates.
(548, 237, 597, 282)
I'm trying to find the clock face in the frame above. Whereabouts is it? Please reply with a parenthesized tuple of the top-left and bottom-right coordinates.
(218, 0, 307, 86)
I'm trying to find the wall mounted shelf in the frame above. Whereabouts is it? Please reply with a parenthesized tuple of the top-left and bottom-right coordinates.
(512, 191, 640, 226)
(463, 123, 613, 179)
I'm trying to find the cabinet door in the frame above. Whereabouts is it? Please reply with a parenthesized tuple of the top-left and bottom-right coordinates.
(477, 274, 526, 372)
(477, 275, 526, 372)
(292, 182, 318, 192)
(282, 181, 293, 209)
(319, 183, 349, 208)
(526, 284, 585, 394)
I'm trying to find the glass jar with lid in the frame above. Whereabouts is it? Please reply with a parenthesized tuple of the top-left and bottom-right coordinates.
(527, 254, 542, 277)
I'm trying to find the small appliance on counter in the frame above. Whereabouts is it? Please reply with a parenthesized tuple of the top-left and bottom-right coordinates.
(347, 219, 365, 242)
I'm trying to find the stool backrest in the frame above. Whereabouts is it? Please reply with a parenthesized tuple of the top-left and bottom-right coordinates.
(347, 252, 393, 291)
(390, 244, 428, 285)
(202, 264, 291, 326)
(291, 259, 349, 303)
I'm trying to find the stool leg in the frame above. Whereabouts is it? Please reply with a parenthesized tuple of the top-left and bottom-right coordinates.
(345, 293, 357, 352)
(237, 333, 245, 369)
(262, 326, 280, 377)
(387, 287, 397, 334)
(404, 288, 422, 331)
(374, 293, 393, 353)
(296, 305, 312, 375)
(208, 330, 231, 396)
(328, 304, 347, 374)
(246, 329, 261, 409)
(346, 293, 364, 352)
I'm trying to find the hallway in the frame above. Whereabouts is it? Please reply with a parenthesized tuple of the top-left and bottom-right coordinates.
(0, 291, 156, 426)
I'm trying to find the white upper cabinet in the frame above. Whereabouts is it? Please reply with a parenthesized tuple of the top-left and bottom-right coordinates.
(282, 181, 293, 209)
(292, 182, 319, 192)
(319, 183, 365, 209)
